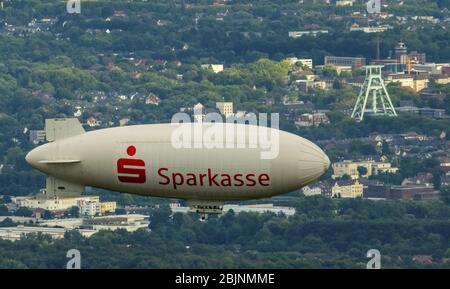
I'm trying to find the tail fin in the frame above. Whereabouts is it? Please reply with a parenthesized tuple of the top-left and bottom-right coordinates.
(40, 176, 84, 198)
(45, 118, 85, 142)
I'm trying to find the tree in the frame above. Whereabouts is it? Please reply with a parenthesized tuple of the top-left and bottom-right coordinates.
(14, 207, 32, 217)
(43, 210, 53, 220)
(322, 65, 338, 77)
(0, 205, 11, 216)
(357, 166, 368, 177)
(0, 217, 16, 227)
(381, 140, 391, 155)
(2, 195, 12, 204)
(440, 186, 450, 206)
(68, 206, 80, 218)
(150, 205, 172, 230)
(341, 174, 352, 181)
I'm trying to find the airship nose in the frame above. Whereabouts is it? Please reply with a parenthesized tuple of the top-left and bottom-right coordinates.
(25, 148, 39, 168)
(25, 145, 50, 170)
(323, 154, 331, 173)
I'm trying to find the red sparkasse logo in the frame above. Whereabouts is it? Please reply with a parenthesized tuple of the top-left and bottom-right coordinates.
(117, 145, 146, 183)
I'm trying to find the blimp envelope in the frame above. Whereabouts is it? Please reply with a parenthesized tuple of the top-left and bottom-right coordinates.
(26, 118, 330, 203)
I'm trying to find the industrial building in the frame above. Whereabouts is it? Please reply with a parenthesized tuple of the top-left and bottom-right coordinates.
(324, 56, 366, 69)
(13, 196, 100, 212)
(365, 184, 440, 201)
(0, 226, 96, 241)
(37, 214, 150, 233)
(170, 203, 296, 216)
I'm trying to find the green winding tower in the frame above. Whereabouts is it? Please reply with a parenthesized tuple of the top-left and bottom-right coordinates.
(351, 65, 397, 121)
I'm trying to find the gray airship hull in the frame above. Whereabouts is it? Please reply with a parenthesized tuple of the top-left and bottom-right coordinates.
(26, 122, 330, 201)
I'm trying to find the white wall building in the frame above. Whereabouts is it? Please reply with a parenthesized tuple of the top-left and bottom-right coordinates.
(302, 186, 322, 196)
(286, 57, 313, 69)
(170, 203, 296, 217)
(79, 201, 99, 217)
(0, 226, 96, 241)
(13, 196, 100, 212)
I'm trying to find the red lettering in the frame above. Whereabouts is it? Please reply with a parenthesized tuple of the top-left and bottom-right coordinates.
(246, 173, 256, 186)
(186, 173, 197, 186)
(208, 169, 219, 186)
(156, 169, 271, 188)
(259, 173, 270, 186)
(117, 159, 146, 183)
(158, 168, 170, 185)
(199, 174, 206, 186)
(172, 173, 184, 190)
(220, 174, 232, 186)
(233, 174, 244, 186)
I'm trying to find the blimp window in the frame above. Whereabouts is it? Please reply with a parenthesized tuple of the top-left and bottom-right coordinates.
(57, 186, 65, 190)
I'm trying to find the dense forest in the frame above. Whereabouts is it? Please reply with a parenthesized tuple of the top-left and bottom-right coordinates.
(0, 0, 449, 269)
(1, 196, 450, 269)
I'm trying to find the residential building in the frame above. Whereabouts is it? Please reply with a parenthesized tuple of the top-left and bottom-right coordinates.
(145, 93, 160, 105)
(223, 204, 296, 216)
(286, 57, 313, 69)
(29, 130, 46, 144)
(434, 76, 450, 85)
(295, 112, 330, 127)
(350, 25, 393, 33)
(385, 75, 429, 92)
(395, 106, 447, 119)
(332, 160, 398, 180)
(216, 102, 234, 118)
(100, 202, 117, 214)
(336, 0, 354, 6)
(294, 79, 328, 92)
(288, 30, 328, 38)
(193, 102, 205, 123)
(13, 196, 116, 217)
(302, 186, 322, 196)
(441, 172, 450, 187)
(408, 51, 427, 65)
(332, 180, 364, 198)
(86, 116, 101, 127)
(440, 158, 450, 173)
(79, 201, 99, 217)
(201, 64, 224, 73)
(402, 172, 434, 186)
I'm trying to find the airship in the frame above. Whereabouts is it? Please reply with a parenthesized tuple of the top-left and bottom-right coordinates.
(26, 118, 330, 216)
